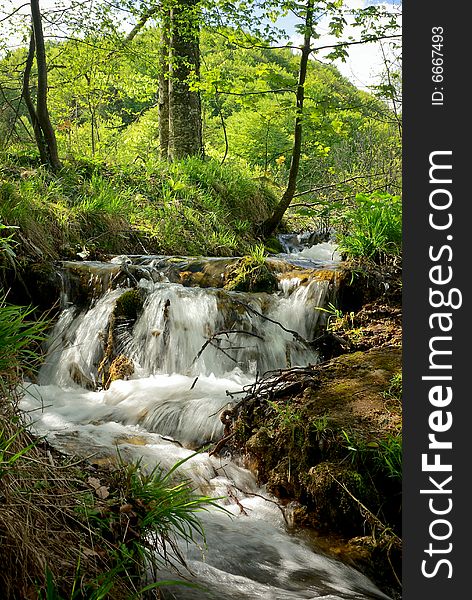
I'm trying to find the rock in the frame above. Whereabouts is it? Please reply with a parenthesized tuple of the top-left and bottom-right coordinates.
(115, 289, 143, 321)
(223, 256, 278, 292)
(108, 355, 134, 383)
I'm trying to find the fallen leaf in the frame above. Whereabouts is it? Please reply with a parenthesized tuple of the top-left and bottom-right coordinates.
(95, 485, 109, 499)
(87, 477, 101, 490)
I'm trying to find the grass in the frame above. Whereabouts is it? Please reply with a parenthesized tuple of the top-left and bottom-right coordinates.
(0, 152, 278, 262)
(341, 429, 402, 483)
(0, 299, 47, 381)
(337, 192, 402, 262)
(223, 244, 277, 292)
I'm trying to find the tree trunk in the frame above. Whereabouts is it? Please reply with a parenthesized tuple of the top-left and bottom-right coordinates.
(22, 31, 48, 164)
(168, 0, 203, 160)
(29, 0, 61, 171)
(158, 13, 170, 160)
(261, 0, 314, 236)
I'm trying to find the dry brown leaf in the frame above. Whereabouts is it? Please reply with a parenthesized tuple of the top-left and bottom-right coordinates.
(87, 476, 101, 490)
(95, 485, 109, 499)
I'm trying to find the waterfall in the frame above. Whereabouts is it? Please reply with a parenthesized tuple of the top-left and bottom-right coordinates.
(20, 250, 390, 600)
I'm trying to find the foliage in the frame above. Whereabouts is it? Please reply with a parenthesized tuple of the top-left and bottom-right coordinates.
(0, 223, 18, 268)
(223, 246, 277, 292)
(383, 371, 402, 402)
(0, 22, 401, 231)
(0, 299, 47, 382)
(0, 154, 277, 259)
(341, 429, 402, 483)
(337, 192, 402, 262)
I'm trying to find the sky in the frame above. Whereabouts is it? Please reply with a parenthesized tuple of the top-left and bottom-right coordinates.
(277, 0, 402, 91)
(0, 0, 402, 91)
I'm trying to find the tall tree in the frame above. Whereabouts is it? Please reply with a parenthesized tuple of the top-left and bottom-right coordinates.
(123, 0, 204, 159)
(158, 10, 171, 159)
(206, 0, 401, 235)
(168, 0, 203, 159)
(260, 0, 314, 235)
(23, 0, 61, 171)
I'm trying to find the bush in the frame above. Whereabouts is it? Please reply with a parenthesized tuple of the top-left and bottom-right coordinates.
(338, 192, 402, 262)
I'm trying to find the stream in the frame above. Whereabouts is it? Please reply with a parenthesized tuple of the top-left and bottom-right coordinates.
(20, 241, 390, 600)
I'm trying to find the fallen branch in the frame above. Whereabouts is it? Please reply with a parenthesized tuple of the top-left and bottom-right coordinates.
(209, 432, 236, 457)
(191, 329, 264, 366)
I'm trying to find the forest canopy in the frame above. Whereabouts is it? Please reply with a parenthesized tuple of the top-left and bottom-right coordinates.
(0, 0, 401, 247)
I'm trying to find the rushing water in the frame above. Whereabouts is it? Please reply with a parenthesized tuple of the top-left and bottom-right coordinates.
(20, 243, 390, 600)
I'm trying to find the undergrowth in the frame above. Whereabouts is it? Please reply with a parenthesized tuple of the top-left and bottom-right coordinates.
(0, 152, 278, 262)
(337, 192, 402, 262)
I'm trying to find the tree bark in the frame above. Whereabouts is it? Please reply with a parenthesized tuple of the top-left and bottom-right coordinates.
(22, 31, 48, 164)
(168, 0, 203, 160)
(158, 13, 170, 160)
(261, 0, 314, 236)
(30, 0, 61, 171)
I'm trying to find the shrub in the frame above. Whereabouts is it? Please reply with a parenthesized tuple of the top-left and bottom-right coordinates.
(338, 192, 402, 262)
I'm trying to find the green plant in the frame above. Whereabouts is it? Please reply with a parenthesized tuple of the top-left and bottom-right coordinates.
(383, 372, 402, 402)
(249, 243, 267, 264)
(0, 223, 18, 268)
(311, 414, 329, 434)
(0, 427, 36, 478)
(338, 192, 402, 262)
(341, 429, 402, 482)
(316, 302, 354, 331)
(0, 299, 47, 382)
(375, 434, 402, 481)
(224, 246, 276, 292)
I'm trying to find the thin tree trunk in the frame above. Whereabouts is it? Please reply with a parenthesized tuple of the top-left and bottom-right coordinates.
(168, 0, 203, 160)
(30, 0, 61, 171)
(261, 0, 314, 236)
(22, 31, 48, 164)
(159, 14, 170, 160)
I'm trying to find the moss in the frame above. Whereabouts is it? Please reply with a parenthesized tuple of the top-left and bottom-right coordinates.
(224, 256, 278, 292)
(264, 236, 284, 254)
(115, 290, 143, 321)
(108, 355, 134, 383)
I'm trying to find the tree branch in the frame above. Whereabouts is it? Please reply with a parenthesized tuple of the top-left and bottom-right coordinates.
(292, 172, 390, 198)
(310, 34, 401, 54)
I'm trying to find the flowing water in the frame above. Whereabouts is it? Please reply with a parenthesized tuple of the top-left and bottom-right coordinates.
(20, 243, 390, 600)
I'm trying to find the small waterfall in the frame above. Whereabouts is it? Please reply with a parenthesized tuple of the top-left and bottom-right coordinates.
(20, 254, 390, 600)
(39, 288, 128, 388)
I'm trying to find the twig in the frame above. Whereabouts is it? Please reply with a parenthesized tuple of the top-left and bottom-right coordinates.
(191, 329, 264, 366)
(209, 432, 236, 457)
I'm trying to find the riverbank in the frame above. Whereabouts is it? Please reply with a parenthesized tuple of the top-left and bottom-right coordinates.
(222, 260, 403, 598)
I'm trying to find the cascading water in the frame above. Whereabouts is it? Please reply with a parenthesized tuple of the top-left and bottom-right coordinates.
(20, 248, 390, 600)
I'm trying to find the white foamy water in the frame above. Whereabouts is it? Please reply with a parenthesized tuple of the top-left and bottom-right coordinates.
(20, 259, 389, 600)
(293, 241, 342, 262)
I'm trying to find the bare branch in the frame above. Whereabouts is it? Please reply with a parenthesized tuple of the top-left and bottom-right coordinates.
(0, 2, 29, 23)
(292, 172, 391, 199)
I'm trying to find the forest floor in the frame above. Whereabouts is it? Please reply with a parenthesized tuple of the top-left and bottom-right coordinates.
(224, 260, 403, 599)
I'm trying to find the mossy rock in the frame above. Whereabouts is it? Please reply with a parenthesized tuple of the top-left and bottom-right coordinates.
(115, 289, 143, 320)
(264, 236, 284, 254)
(109, 355, 134, 382)
(302, 462, 377, 535)
(224, 256, 277, 292)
